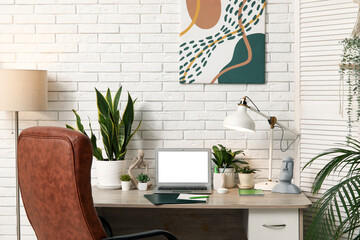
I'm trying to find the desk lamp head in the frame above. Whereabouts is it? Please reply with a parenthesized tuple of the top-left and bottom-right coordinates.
(223, 97, 255, 133)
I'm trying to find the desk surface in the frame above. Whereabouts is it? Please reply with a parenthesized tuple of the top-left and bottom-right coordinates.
(93, 187, 312, 209)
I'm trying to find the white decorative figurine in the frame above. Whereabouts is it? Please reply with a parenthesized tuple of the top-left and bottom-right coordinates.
(128, 149, 151, 189)
(272, 157, 300, 194)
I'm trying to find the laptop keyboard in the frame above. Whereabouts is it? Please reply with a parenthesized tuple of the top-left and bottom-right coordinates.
(158, 186, 207, 191)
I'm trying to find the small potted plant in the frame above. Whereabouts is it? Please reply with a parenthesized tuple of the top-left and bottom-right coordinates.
(121, 174, 131, 191)
(237, 165, 258, 189)
(136, 173, 150, 191)
(212, 144, 246, 188)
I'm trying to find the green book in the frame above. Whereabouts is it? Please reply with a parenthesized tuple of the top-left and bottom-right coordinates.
(238, 189, 264, 196)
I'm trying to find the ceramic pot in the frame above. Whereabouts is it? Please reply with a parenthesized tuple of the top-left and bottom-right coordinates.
(121, 181, 131, 191)
(238, 173, 254, 189)
(219, 168, 236, 188)
(213, 173, 225, 190)
(138, 182, 148, 191)
(96, 160, 126, 189)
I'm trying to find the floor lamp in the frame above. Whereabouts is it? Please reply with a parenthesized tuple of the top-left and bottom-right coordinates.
(223, 96, 299, 191)
(0, 70, 47, 240)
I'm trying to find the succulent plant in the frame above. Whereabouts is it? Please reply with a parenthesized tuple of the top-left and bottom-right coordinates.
(120, 174, 131, 182)
(136, 173, 150, 183)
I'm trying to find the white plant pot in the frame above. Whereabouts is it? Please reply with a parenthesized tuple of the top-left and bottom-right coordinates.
(138, 182, 148, 191)
(238, 173, 254, 189)
(96, 160, 126, 189)
(219, 168, 236, 188)
(213, 173, 225, 190)
(121, 181, 131, 191)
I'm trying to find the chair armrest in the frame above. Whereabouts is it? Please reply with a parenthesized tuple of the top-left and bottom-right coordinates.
(102, 230, 177, 240)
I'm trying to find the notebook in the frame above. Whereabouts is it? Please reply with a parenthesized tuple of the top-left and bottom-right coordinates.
(177, 194, 209, 202)
(238, 189, 264, 196)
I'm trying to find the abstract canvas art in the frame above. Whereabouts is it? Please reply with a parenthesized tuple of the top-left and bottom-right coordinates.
(179, 0, 266, 84)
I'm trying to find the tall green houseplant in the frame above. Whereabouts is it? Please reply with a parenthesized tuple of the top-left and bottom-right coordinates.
(303, 137, 360, 240)
(66, 87, 141, 161)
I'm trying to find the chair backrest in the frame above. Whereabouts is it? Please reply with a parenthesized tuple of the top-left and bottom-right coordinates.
(17, 127, 107, 240)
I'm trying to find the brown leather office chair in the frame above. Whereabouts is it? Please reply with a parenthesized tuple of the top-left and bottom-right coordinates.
(17, 127, 177, 240)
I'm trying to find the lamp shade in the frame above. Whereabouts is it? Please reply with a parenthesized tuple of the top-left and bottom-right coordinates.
(223, 105, 255, 132)
(0, 70, 47, 111)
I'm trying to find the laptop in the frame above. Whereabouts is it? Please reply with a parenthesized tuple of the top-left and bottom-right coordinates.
(153, 148, 212, 194)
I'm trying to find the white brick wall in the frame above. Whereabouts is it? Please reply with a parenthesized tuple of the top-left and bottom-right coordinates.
(0, 0, 294, 239)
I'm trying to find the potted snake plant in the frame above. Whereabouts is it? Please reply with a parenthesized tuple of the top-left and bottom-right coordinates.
(66, 87, 141, 189)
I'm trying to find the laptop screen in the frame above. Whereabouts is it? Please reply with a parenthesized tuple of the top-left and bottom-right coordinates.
(157, 150, 209, 183)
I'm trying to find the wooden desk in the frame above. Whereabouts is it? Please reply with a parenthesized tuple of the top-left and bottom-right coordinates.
(93, 187, 311, 240)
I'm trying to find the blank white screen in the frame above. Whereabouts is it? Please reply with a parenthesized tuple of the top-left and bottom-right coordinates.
(158, 151, 209, 183)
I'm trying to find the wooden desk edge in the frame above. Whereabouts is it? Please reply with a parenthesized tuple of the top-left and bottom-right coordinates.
(94, 203, 312, 209)
(92, 186, 312, 210)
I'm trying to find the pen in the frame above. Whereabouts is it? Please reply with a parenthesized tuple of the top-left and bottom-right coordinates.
(214, 166, 219, 173)
(189, 196, 210, 199)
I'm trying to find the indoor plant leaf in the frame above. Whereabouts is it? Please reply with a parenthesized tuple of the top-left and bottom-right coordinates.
(73, 109, 88, 137)
(65, 124, 76, 131)
(95, 88, 110, 118)
(113, 86, 122, 115)
(106, 88, 113, 113)
(89, 119, 103, 160)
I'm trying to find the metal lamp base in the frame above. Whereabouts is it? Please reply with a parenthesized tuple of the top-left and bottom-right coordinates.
(254, 180, 278, 191)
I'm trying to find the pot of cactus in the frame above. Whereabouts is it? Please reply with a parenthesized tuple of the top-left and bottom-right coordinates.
(237, 165, 257, 189)
(212, 144, 246, 188)
(66, 87, 141, 189)
(136, 173, 150, 191)
(120, 174, 131, 191)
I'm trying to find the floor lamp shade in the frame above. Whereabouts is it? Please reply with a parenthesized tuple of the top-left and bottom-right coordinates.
(0, 70, 47, 111)
(0, 69, 47, 240)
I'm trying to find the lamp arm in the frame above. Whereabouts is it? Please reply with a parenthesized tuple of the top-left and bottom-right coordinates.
(247, 106, 299, 137)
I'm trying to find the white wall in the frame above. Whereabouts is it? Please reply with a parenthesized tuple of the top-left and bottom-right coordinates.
(0, 0, 294, 239)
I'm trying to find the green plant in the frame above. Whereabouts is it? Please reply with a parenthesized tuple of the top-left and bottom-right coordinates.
(66, 87, 141, 161)
(120, 174, 131, 182)
(303, 137, 360, 240)
(237, 165, 257, 174)
(340, 38, 360, 136)
(136, 173, 150, 183)
(211, 144, 246, 171)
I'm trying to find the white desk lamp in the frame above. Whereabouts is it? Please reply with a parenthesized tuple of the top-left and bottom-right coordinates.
(0, 70, 47, 240)
(223, 96, 299, 191)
